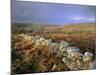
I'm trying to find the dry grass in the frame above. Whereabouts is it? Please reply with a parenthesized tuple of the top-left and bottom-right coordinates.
(11, 23, 96, 74)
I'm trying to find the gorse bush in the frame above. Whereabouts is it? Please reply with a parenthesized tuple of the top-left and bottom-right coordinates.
(12, 33, 96, 74)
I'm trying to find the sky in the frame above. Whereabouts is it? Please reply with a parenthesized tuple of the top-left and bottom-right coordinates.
(11, 0, 96, 25)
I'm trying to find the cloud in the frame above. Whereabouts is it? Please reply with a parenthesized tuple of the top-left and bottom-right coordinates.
(71, 16, 84, 21)
(69, 16, 95, 22)
(88, 17, 96, 21)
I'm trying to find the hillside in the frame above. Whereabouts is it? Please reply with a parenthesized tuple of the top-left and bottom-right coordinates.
(11, 23, 96, 74)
